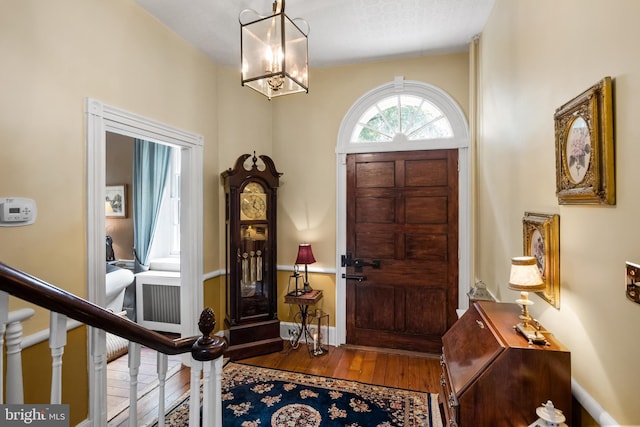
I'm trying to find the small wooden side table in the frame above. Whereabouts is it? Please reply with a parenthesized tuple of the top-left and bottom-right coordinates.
(285, 290, 323, 351)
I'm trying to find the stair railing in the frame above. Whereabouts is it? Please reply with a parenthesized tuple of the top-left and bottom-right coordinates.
(0, 261, 226, 427)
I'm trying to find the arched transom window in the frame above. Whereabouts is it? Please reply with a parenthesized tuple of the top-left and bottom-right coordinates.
(351, 94, 454, 143)
(337, 77, 468, 154)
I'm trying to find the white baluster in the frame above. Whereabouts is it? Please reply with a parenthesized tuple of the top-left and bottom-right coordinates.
(189, 357, 222, 427)
(5, 308, 34, 403)
(5, 308, 35, 404)
(202, 357, 223, 427)
(0, 291, 8, 404)
(189, 360, 202, 427)
(156, 352, 168, 427)
(90, 326, 107, 427)
(4, 321, 22, 403)
(128, 341, 141, 427)
(212, 357, 223, 427)
(49, 312, 67, 404)
(202, 360, 212, 426)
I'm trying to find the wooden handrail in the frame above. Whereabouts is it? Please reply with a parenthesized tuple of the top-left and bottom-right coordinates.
(0, 262, 226, 357)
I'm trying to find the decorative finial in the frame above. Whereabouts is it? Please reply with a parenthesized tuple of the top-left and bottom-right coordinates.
(191, 307, 227, 362)
(197, 307, 216, 345)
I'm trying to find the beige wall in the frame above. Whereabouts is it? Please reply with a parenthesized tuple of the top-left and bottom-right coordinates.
(478, 0, 640, 424)
(0, 0, 222, 422)
(272, 53, 470, 269)
(215, 65, 273, 270)
(0, 0, 220, 326)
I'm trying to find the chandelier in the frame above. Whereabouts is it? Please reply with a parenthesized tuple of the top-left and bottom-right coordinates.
(239, 0, 309, 100)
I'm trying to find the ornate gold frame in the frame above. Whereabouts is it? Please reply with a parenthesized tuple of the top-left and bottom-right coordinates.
(523, 212, 560, 308)
(554, 76, 615, 205)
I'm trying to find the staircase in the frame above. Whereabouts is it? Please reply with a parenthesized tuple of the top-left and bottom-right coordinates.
(0, 262, 226, 427)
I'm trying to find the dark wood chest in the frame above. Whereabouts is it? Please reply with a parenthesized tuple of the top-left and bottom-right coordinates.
(439, 301, 571, 426)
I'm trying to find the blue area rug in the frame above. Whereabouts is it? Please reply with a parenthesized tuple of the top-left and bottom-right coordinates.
(160, 362, 442, 427)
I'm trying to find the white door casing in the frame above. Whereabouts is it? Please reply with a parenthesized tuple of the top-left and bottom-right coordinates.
(85, 98, 203, 426)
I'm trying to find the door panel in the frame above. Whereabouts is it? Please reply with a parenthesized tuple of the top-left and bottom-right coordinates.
(356, 197, 395, 223)
(354, 285, 396, 331)
(405, 158, 449, 186)
(405, 196, 448, 223)
(346, 150, 458, 353)
(355, 233, 395, 258)
(355, 161, 395, 187)
(406, 234, 447, 261)
(404, 287, 447, 335)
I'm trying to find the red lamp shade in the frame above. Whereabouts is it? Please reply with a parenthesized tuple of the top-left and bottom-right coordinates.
(295, 243, 316, 265)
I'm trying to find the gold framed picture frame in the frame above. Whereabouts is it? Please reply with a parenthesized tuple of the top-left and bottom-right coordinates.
(554, 76, 614, 205)
(523, 212, 560, 308)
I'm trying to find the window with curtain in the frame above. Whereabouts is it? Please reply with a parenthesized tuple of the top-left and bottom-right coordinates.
(146, 146, 181, 261)
(133, 139, 173, 272)
(169, 148, 181, 255)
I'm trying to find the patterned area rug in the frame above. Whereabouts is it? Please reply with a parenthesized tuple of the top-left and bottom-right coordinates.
(158, 362, 442, 427)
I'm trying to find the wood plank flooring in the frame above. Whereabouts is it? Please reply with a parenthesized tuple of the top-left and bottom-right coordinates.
(241, 343, 442, 393)
(107, 341, 443, 426)
(107, 347, 187, 427)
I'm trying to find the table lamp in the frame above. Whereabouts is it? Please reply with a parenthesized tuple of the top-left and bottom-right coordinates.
(508, 256, 546, 343)
(295, 243, 316, 293)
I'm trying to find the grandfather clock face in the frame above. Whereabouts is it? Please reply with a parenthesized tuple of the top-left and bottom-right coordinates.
(240, 182, 267, 221)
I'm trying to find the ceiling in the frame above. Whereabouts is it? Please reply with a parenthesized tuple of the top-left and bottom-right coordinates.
(134, 0, 495, 68)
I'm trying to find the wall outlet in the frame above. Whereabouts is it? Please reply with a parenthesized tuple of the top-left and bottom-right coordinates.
(625, 261, 640, 304)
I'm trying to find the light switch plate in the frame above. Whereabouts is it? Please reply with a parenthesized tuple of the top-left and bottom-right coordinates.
(625, 261, 640, 304)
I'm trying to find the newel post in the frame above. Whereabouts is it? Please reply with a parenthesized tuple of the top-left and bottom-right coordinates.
(189, 308, 227, 427)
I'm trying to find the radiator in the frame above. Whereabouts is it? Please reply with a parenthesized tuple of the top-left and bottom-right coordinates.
(142, 283, 180, 324)
(135, 271, 181, 333)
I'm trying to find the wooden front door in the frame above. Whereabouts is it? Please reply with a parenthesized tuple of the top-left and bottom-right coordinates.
(345, 150, 459, 353)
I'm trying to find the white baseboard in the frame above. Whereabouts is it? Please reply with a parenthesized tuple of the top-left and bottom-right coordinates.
(572, 378, 619, 426)
(279, 321, 337, 347)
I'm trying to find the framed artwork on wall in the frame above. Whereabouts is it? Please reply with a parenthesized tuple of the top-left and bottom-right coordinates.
(554, 76, 614, 205)
(105, 185, 127, 218)
(523, 212, 560, 308)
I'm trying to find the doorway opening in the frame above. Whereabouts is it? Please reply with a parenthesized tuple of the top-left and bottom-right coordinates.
(85, 98, 204, 425)
(335, 77, 471, 347)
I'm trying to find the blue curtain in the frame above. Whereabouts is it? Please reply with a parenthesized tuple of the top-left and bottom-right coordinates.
(133, 139, 172, 273)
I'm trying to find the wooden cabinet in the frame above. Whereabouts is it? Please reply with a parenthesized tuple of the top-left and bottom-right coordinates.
(221, 153, 283, 360)
(439, 301, 571, 426)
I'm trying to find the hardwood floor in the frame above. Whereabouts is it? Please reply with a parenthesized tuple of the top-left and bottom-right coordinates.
(240, 342, 443, 394)
(107, 341, 443, 426)
(107, 346, 187, 427)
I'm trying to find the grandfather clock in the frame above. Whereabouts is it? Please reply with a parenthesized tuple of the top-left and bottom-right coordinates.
(221, 153, 283, 359)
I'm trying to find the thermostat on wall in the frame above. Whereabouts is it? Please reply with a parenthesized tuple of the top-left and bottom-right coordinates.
(0, 197, 37, 226)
